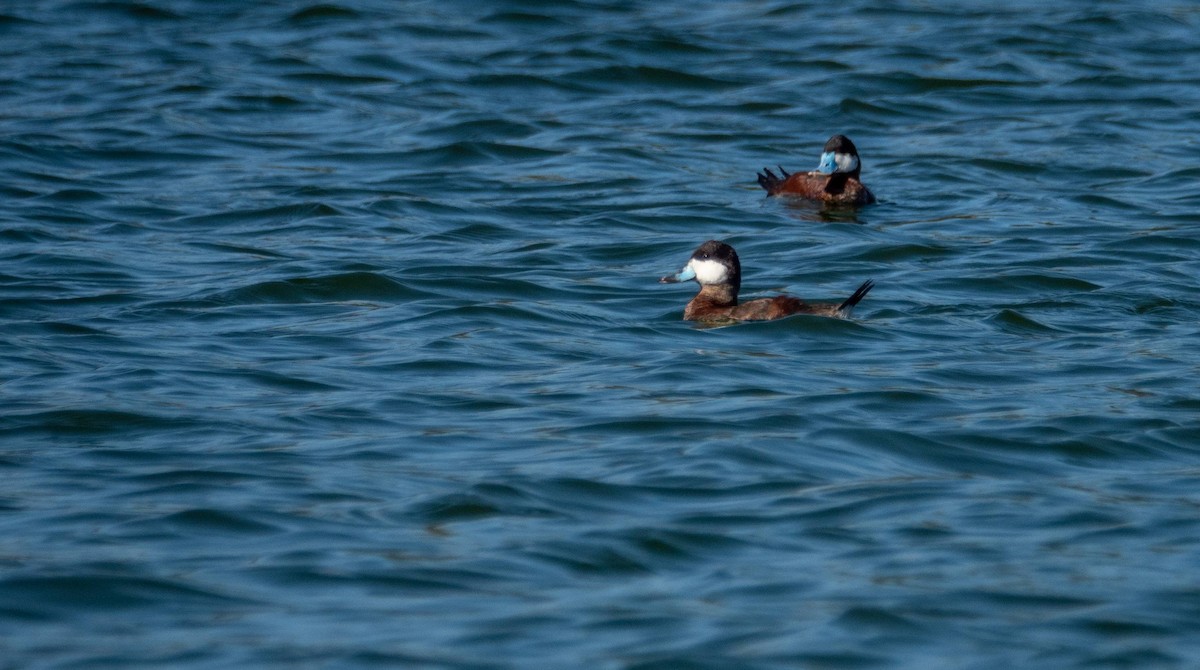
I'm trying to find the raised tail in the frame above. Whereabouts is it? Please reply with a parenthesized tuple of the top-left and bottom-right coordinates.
(837, 279, 874, 315)
(755, 165, 791, 194)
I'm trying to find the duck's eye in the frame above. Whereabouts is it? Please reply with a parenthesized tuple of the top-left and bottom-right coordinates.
(700, 253, 709, 259)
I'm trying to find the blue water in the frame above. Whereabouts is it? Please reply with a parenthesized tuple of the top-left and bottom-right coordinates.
(3, 1, 1200, 668)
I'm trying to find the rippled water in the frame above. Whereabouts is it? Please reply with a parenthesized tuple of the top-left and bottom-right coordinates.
(3, 1, 1200, 667)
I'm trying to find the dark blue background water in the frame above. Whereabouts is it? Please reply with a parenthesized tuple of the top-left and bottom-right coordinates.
(3, 1, 1200, 667)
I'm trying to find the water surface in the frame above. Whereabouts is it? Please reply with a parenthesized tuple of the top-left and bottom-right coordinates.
(3, 1, 1200, 668)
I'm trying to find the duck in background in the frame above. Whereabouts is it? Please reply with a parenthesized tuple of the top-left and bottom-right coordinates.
(660, 240, 874, 324)
(757, 135, 876, 206)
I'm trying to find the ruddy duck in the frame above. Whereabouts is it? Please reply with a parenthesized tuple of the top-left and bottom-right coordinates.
(756, 135, 876, 206)
(660, 240, 874, 323)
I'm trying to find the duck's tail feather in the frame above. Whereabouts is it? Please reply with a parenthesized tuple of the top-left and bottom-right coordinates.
(837, 279, 874, 315)
(756, 165, 791, 194)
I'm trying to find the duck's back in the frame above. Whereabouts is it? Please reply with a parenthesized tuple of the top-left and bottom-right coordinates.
(729, 296, 833, 321)
(757, 170, 875, 206)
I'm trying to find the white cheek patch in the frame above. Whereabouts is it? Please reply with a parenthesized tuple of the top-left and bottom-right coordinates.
(835, 152, 859, 173)
(690, 258, 728, 285)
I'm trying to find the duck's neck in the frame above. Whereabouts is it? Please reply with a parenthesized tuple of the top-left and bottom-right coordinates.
(684, 284, 738, 319)
(700, 283, 737, 305)
(825, 172, 853, 194)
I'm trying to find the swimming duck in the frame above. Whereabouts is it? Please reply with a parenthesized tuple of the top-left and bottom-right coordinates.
(660, 240, 874, 323)
(757, 134, 876, 206)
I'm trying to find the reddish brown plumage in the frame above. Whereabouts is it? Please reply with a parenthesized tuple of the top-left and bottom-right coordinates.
(756, 135, 876, 206)
(662, 240, 874, 324)
(682, 290, 858, 323)
(756, 168, 876, 206)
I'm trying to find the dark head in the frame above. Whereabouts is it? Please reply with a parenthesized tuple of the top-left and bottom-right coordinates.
(659, 239, 742, 301)
(816, 134, 863, 178)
